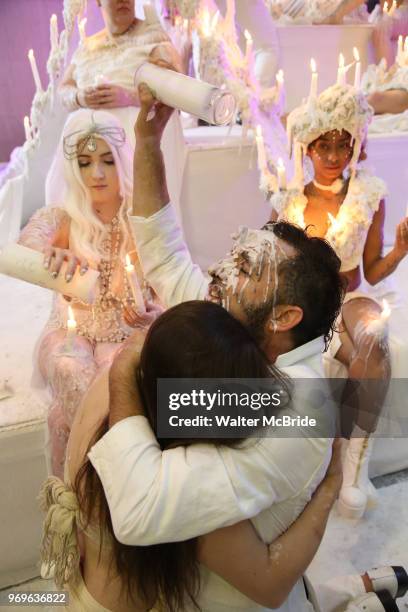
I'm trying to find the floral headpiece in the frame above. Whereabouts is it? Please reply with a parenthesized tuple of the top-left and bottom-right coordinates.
(63, 124, 126, 159)
(286, 84, 373, 187)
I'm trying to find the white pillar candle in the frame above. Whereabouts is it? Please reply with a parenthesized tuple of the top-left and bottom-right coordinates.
(337, 53, 346, 86)
(64, 305, 77, 352)
(125, 254, 146, 313)
(24, 116, 32, 142)
(353, 47, 361, 89)
(308, 58, 318, 106)
(28, 49, 43, 93)
(50, 14, 58, 51)
(0, 243, 99, 303)
(78, 17, 87, 44)
(225, 0, 236, 35)
(277, 158, 287, 190)
(255, 125, 267, 172)
(134, 62, 236, 125)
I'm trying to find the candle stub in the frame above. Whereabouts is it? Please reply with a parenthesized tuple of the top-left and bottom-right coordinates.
(134, 63, 236, 126)
(0, 243, 99, 303)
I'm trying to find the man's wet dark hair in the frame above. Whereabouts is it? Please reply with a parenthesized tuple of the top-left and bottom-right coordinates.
(259, 221, 346, 351)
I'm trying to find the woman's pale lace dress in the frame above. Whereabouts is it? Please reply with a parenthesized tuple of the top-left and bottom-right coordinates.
(19, 207, 143, 477)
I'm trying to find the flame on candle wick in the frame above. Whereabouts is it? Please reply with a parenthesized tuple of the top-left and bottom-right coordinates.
(339, 53, 345, 68)
(276, 69, 284, 84)
(278, 157, 285, 170)
(353, 47, 360, 62)
(381, 298, 391, 320)
(67, 305, 76, 324)
(244, 29, 253, 44)
(310, 58, 317, 73)
(125, 253, 132, 267)
(383, 1, 389, 13)
(256, 125, 263, 138)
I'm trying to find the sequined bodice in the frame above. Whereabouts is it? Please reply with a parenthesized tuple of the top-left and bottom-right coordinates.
(19, 207, 145, 343)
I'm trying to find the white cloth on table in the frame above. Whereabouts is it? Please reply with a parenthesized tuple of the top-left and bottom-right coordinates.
(89, 201, 338, 611)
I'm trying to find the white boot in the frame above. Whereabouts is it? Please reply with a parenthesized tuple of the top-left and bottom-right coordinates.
(345, 592, 399, 611)
(338, 432, 378, 520)
(367, 566, 408, 600)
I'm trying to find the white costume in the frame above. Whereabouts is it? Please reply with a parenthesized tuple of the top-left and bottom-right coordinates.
(89, 202, 338, 611)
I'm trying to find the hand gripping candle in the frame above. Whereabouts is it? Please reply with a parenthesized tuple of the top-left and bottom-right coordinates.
(0, 243, 99, 304)
(134, 63, 236, 125)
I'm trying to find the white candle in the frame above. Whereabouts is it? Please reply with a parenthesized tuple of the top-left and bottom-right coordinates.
(389, 0, 397, 15)
(65, 305, 77, 352)
(353, 47, 361, 89)
(125, 254, 146, 313)
(50, 14, 58, 52)
(308, 58, 318, 106)
(276, 69, 284, 98)
(383, 1, 389, 13)
(28, 49, 43, 93)
(0, 243, 99, 303)
(337, 53, 346, 86)
(134, 62, 236, 125)
(78, 17, 87, 44)
(211, 11, 220, 34)
(183, 18, 189, 32)
(255, 125, 267, 172)
(24, 116, 32, 142)
(277, 158, 287, 191)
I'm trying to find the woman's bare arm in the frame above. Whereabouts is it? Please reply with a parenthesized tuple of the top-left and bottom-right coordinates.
(198, 441, 342, 609)
(363, 200, 408, 285)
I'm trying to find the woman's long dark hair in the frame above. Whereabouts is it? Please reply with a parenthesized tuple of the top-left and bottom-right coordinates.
(75, 301, 285, 611)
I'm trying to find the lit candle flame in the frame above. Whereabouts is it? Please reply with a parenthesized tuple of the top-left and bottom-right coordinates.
(125, 253, 132, 268)
(383, 1, 389, 13)
(211, 11, 220, 33)
(201, 8, 211, 37)
(353, 47, 360, 62)
(339, 53, 345, 68)
(381, 298, 391, 320)
(276, 69, 284, 84)
(67, 305, 76, 323)
(278, 157, 284, 170)
(256, 125, 263, 138)
(244, 29, 253, 44)
(310, 58, 317, 73)
(327, 212, 341, 232)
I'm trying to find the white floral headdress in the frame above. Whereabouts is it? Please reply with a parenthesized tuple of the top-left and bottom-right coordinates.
(286, 84, 373, 187)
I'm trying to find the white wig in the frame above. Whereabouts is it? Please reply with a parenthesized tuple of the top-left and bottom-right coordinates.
(46, 108, 134, 264)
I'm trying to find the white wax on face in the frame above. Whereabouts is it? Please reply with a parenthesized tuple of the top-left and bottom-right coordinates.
(0, 243, 99, 303)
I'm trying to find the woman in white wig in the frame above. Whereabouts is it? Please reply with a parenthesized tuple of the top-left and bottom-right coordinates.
(57, 0, 185, 213)
(18, 109, 160, 477)
(268, 83, 408, 520)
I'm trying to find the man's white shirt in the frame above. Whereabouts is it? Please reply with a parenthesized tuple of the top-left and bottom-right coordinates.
(89, 203, 336, 548)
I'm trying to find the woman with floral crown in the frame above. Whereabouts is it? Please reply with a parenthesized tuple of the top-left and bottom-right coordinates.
(268, 83, 408, 519)
(18, 108, 161, 478)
